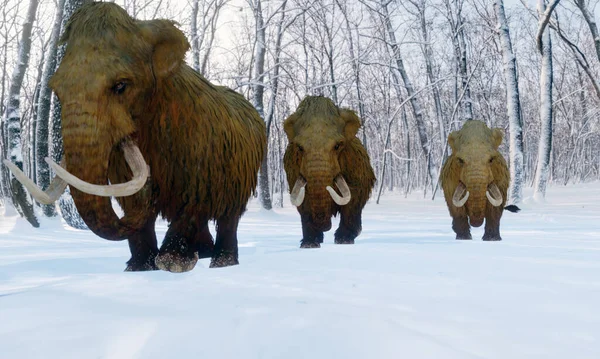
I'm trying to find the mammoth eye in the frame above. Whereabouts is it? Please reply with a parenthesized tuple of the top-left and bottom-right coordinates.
(112, 81, 127, 95)
(457, 158, 465, 165)
(334, 142, 343, 151)
(489, 157, 495, 163)
(296, 144, 304, 153)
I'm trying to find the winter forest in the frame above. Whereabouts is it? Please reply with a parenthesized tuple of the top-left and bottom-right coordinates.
(0, 0, 599, 226)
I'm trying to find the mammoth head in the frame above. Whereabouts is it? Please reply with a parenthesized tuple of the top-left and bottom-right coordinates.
(284, 96, 359, 230)
(447, 120, 507, 227)
(4, 2, 189, 239)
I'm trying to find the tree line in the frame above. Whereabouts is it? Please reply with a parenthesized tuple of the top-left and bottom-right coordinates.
(1, 0, 599, 227)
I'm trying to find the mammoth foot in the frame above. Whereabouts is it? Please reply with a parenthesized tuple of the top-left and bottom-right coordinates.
(300, 241, 321, 248)
(197, 243, 214, 259)
(482, 235, 502, 241)
(155, 252, 199, 273)
(334, 237, 355, 245)
(455, 233, 472, 240)
(210, 251, 239, 268)
(125, 255, 159, 272)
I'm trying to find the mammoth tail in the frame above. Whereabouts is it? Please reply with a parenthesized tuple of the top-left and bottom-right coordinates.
(504, 205, 521, 213)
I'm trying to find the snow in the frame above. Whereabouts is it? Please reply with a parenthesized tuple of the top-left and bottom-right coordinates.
(1, 183, 600, 358)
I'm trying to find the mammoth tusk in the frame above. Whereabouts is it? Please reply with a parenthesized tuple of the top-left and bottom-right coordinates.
(452, 182, 469, 207)
(486, 183, 503, 207)
(46, 139, 150, 197)
(2, 159, 68, 205)
(290, 177, 307, 207)
(326, 175, 351, 206)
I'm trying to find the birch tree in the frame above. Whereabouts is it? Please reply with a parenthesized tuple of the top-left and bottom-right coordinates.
(444, 0, 473, 124)
(1, 0, 40, 226)
(379, 0, 437, 189)
(335, 0, 367, 143)
(573, 0, 600, 63)
(249, 0, 272, 210)
(35, 0, 66, 217)
(190, 0, 228, 75)
(52, 0, 88, 228)
(495, 0, 525, 204)
(533, 0, 560, 200)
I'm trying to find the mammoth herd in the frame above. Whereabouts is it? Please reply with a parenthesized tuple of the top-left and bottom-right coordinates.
(3, 2, 519, 272)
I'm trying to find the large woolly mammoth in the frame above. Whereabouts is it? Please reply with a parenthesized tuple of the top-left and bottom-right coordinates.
(440, 120, 519, 241)
(283, 96, 375, 248)
(3, 2, 266, 272)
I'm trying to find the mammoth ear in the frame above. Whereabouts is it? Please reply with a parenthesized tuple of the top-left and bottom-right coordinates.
(492, 128, 503, 149)
(139, 20, 189, 77)
(283, 114, 298, 141)
(340, 109, 361, 139)
(448, 131, 458, 152)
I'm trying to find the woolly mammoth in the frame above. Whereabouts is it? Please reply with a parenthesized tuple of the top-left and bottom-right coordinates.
(440, 120, 519, 241)
(3, 2, 266, 272)
(283, 96, 375, 248)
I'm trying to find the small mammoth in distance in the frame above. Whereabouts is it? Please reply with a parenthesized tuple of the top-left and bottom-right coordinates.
(440, 120, 520, 241)
(283, 96, 376, 248)
(3, 2, 266, 272)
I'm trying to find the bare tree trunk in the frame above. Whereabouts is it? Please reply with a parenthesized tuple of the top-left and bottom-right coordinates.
(413, 0, 446, 150)
(495, 0, 524, 205)
(381, 0, 437, 189)
(250, 0, 272, 210)
(534, 0, 556, 200)
(52, 0, 88, 229)
(574, 0, 600, 63)
(336, 0, 367, 146)
(2, 0, 40, 227)
(35, 0, 66, 217)
(443, 0, 472, 123)
(190, 0, 201, 72)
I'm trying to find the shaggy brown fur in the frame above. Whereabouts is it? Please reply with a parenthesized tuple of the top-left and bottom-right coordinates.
(49, 2, 266, 271)
(440, 120, 510, 240)
(283, 96, 375, 247)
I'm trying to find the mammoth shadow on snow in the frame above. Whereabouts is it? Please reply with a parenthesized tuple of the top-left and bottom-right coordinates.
(3, 2, 266, 272)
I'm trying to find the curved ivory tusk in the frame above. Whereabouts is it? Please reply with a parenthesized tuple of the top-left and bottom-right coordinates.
(290, 177, 307, 206)
(2, 159, 68, 204)
(452, 182, 469, 207)
(46, 139, 150, 197)
(486, 183, 503, 207)
(326, 175, 351, 206)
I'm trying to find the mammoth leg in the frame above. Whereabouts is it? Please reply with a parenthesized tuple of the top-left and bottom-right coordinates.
(195, 221, 214, 259)
(109, 149, 158, 271)
(483, 204, 503, 241)
(210, 215, 240, 268)
(300, 213, 324, 248)
(156, 215, 201, 273)
(125, 216, 159, 271)
(335, 205, 363, 245)
(452, 215, 472, 240)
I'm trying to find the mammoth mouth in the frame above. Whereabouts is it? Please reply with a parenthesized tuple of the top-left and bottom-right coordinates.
(3, 139, 149, 204)
(289, 174, 351, 207)
(452, 182, 503, 208)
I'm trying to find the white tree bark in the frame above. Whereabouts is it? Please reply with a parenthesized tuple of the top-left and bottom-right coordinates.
(574, 0, 600, 63)
(35, 0, 66, 217)
(534, 0, 556, 200)
(443, 0, 472, 124)
(1, 0, 41, 226)
(495, 0, 525, 205)
(249, 0, 272, 210)
(380, 0, 437, 189)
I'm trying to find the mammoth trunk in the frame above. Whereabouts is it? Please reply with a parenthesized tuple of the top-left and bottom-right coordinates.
(62, 116, 141, 240)
(306, 175, 333, 231)
(466, 183, 488, 227)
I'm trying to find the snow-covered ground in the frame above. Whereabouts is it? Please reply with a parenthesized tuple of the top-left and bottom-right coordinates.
(1, 183, 599, 359)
